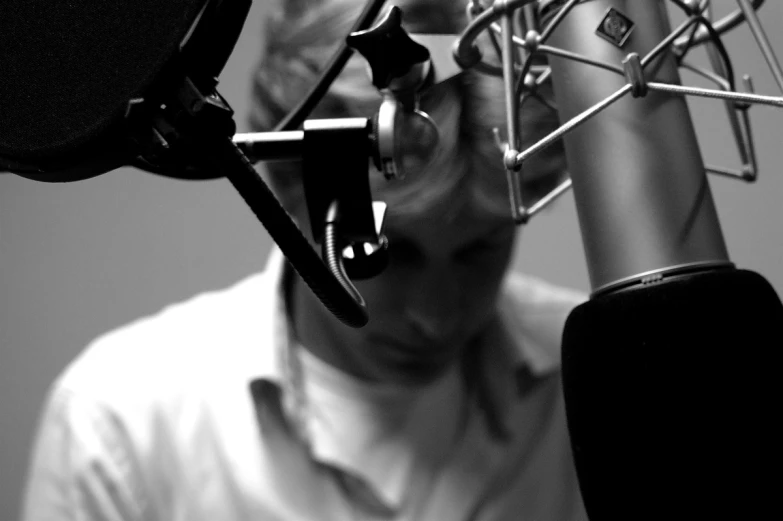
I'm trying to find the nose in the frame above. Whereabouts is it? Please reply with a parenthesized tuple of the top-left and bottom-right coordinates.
(404, 268, 461, 342)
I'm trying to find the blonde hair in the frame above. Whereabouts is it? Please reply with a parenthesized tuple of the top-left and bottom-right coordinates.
(250, 0, 566, 222)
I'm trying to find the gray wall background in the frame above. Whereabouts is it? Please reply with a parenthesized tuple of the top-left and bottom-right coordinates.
(1, 1, 781, 518)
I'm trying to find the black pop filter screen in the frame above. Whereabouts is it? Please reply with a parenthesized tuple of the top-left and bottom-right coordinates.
(0, 0, 210, 166)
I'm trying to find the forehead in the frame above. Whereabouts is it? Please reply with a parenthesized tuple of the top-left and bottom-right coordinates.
(371, 152, 512, 227)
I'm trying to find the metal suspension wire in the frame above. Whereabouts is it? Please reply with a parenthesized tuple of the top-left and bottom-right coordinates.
(455, 0, 783, 224)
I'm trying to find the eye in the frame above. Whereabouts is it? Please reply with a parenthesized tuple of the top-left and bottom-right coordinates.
(454, 239, 504, 263)
(453, 225, 515, 264)
(388, 237, 422, 264)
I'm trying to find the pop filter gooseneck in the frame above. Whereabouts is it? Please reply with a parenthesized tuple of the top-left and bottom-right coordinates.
(0, 0, 370, 327)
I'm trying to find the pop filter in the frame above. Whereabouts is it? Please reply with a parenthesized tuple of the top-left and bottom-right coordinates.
(0, 0, 249, 181)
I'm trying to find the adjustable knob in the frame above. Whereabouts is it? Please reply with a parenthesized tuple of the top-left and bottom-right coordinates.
(370, 94, 439, 180)
(346, 6, 430, 90)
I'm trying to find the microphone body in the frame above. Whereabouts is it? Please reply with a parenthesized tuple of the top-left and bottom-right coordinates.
(546, 0, 730, 293)
(543, 1, 783, 518)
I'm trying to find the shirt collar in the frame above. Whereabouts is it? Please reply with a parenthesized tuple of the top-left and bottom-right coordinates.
(497, 273, 587, 375)
(248, 247, 586, 509)
(244, 247, 293, 387)
(469, 273, 587, 439)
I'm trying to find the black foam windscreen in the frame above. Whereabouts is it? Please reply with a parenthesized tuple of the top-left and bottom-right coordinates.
(562, 269, 783, 519)
(0, 0, 215, 175)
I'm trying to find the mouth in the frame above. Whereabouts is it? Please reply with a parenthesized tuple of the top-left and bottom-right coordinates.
(369, 334, 455, 359)
(364, 334, 466, 384)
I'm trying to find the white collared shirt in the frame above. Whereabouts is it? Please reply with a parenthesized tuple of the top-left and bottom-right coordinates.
(22, 248, 589, 521)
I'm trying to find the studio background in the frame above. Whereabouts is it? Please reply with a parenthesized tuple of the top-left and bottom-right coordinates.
(1, 1, 781, 518)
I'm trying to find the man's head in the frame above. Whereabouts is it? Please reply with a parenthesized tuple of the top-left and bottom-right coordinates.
(252, 0, 567, 384)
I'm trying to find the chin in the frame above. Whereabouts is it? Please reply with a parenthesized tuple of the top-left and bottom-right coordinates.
(370, 336, 465, 384)
(383, 357, 457, 386)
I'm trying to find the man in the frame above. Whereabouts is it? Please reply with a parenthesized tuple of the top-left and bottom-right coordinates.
(22, 0, 588, 519)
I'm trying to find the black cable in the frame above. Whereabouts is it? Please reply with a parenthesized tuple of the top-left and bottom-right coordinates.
(669, 0, 736, 92)
(208, 135, 368, 327)
(673, 0, 765, 48)
(274, 0, 387, 131)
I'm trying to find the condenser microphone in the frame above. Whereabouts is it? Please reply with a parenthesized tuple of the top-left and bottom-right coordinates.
(538, 1, 783, 518)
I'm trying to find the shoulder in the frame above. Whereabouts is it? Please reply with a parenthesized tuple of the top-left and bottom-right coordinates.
(41, 262, 284, 466)
(501, 271, 587, 312)
(27, 265, 287, 518)
(53, 263, 281, 425)
(497, 272, 588, 373)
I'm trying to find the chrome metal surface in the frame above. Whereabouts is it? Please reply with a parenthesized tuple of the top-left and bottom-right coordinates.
(590, 260, 736, 297)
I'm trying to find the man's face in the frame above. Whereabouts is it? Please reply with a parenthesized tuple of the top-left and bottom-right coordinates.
(347, 198, 517, 384)
(294, 164, 518, 385)
(291, 78, 564, 385)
